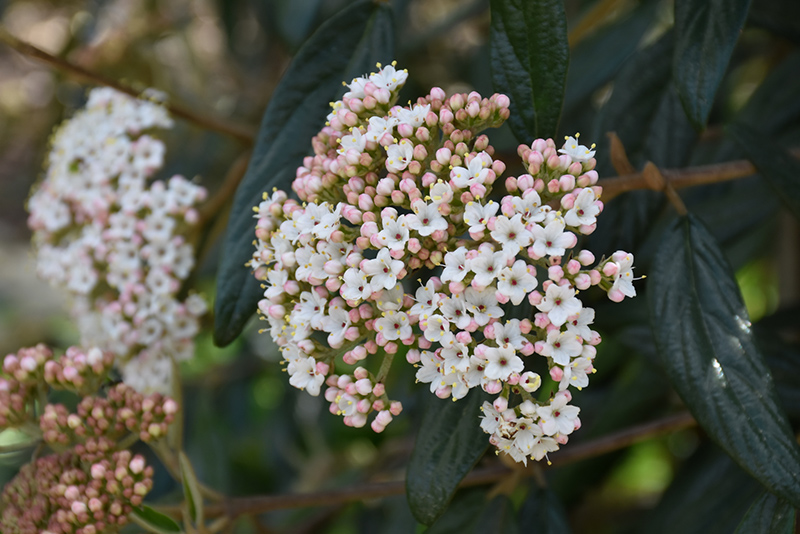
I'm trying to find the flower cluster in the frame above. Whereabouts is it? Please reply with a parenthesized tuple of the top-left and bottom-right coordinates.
(0, 344, 175, 532)
(27, 87, 208, 394)
(0, 449, 153, 534)
(250, 64, 637, 463)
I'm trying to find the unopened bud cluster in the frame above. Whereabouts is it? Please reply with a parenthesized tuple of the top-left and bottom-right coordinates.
(27, 87, 208, 394)
(0, 449, 153, 534)
(250, 64, 638, 463)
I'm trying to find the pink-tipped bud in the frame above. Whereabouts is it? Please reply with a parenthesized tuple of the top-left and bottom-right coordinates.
(550, 367, 564, 381)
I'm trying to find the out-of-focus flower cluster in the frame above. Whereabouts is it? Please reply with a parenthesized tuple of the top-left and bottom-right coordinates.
(27, 87, 208, 394)
(0, 344, 176, 533)
(250, 63, 638, 464)
(0, 449, 153, 534)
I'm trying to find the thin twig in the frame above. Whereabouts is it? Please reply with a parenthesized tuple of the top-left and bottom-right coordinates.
(0, 27, 255, 145)
(155, 411, 695, 519)
(600, 148, 800, 202)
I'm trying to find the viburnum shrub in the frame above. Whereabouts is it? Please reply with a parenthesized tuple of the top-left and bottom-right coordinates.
(250, 64, 637, 464)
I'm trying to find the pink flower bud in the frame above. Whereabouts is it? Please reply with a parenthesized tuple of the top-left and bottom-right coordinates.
(390, 401, 403, 415)
(574, 273, 591, 290)
(548, 265, 564, 282)
(483, 380, 503, 395)
(603, 262, 619, 277)
(372, 383, 386, 397)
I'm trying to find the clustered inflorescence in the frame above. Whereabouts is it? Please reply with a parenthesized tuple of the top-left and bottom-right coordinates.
(27, 88, 208, 394)
(251, 63, 637, 464)
(0, 344, 176, 533)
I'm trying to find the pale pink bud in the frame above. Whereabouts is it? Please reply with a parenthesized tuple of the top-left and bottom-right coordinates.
(71, 501, 88, 515)
(355, 378, 372, 396)
(372, 383, 386, 397)
(550, 367, 564, 381)
(548, 265, 564, 282)
(390, 401, 403, 415)
(603, 262, 619, 277)
(483, 380, 503, 395)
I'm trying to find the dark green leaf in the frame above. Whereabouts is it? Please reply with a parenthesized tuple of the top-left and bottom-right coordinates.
(735, 490, 796, 534)
(648, 215, 800, 508)
(673, 0, 752, 129)
(490, 0, 569, 141)
(213, 1, 395, 346)
(518, 485, 571, 533)
(471, 495, 520, 534)
(407, 388, 491, 525)
(639, 443, 761, 534)
(749, 0, 800, 45)
(178, 451, 204, 526)
(564, 0, 658, 110)
(130, 506, 182, 534)
(727, 124, 800, 220)
(426, 489, 487, 534)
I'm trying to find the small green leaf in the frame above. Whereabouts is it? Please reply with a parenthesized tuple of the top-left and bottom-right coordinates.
(734, 491, 796, 534)
(673, 0, 752, 129)
(407, 388, 491, 525)
(649, 215, 800, 508)
(518, 485, 571, 533)
(178, 451, 204, 526)
(490, 0, 569, 141)
(727, 124, 800, 221)
(130, 506, 183, 534)
(213, 0, 394, 346)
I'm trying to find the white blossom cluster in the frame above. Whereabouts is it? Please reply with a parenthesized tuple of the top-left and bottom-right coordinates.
(251, 64, 637, 462)
(27, 87, 208, 394)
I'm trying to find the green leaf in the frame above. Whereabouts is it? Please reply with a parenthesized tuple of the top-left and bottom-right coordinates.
(640, 444, 761, 534)
(673, 0, 752, 129)
(426, 489, 487, 534)
(178, 451, 204, 526)
(648, 215, 800, 508)
(734, 491, 796, 534)
(749, 0, 800, 45)
(471, 495, 520, 534)
(564, 0, 658, 111)
(727, 124, 800, 221)
(407, 388, 491, 525)
(490, 0, 569, 142)
(213, 1, 395, 346)
(130, 506, 183, 534)
(518, 485, 571, 533)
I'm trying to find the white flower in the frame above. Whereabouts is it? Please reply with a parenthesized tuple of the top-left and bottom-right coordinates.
(377, 215, 410, 251)
(344, 76, 368, 99)
(409, 280, 441, 319)
(439, 294, 471, 329)
(386, 139, 414, 173)
(537, 394, 580, 436)
(491, 214, 533, 256)
(288, 356, 325, 396)
(560, 357, 593, 391)
(416, 350, 444, 392)
(539, 330, 583, 366)
(483, 345, 523, 381)
(365, 116, 398, 142)
(611, 252, 637, 298)
(322, 303, 351, 347)
(497, 260, 538, 305)
(376, 283, 405, 312)
(465, 287, 504, 325)
(530, 218, 573, 258)
(340, 268, 371, 302)
(479, 401, 504, 434)
(312, 203, 342, 240)
(406, 201, 447, 236)
(370, 64, 408, 91)
(395, 104, 430, 128)
(422, 314, 451, 342)
(464, 201, 499, 233)
(468, 249, 506, 288)
(450, 152, 492, 189)
(564, 188, 600, 227)
(362, 248, 404, 291)
(337, 128, 366, 155)
(536, 284, 581, 327)
(492, 320, 525, 350)
(559, 135, 595, 162)
(441, 248, 469, 282)
(566, 307, 595, 341)
(429, 181, 454, 205)
(375, 310, 412, 341)
(511, 191, 547, 223)
(528, 429, 560, 462)
(441, 342, 471, 373)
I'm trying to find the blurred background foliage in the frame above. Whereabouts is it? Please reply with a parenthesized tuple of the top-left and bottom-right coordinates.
(0, 0, 798, 532)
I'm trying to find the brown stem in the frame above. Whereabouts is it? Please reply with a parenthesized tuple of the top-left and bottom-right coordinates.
(155, 411, 696, 519)
(600, 148, 800, 202)
(0, 27, 255, 145)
